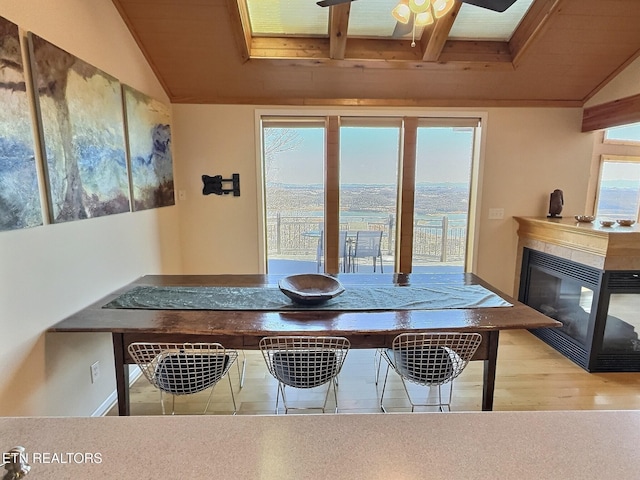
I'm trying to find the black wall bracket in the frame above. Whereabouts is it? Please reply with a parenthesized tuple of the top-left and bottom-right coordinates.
(202, 173, 240, 197)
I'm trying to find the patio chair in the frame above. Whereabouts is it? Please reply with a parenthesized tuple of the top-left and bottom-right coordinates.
(316, 230, 348, 273)
(377, 332, 482, 412)
(127, 342, 238, 415)
(259, 336, 350, 413)
(350, 230, 383, 272)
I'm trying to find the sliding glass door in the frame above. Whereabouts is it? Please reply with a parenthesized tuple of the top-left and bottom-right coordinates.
(262, 118, 325, 274)
(260, 115, 479, 274)
(413, 121, 477, 272)
(339, 118, 401, 273)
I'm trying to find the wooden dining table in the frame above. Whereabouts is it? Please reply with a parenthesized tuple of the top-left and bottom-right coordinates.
(48, 273, 560, 415)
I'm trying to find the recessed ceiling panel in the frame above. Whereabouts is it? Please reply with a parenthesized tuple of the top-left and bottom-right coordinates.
(449, 0, 534, 41)
(246, 0, 329, 36)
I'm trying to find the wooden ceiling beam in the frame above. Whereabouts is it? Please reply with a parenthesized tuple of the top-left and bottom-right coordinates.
(509, 0, 564, 68)
(582, 93, 640, 132)
(169, 95, 583, 108)
(421, 2, 462, 62)
(251, 37, 513, 69)
(227, 0, 251, 63)
(329, 4, 351, 60)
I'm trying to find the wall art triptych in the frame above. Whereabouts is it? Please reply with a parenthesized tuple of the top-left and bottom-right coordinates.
(0, 17, 42, 232)
(0, 15, 174, 231)
(123, 86, 175, 211)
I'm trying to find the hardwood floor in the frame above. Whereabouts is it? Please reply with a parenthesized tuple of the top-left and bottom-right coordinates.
(106, 330, 640, 416)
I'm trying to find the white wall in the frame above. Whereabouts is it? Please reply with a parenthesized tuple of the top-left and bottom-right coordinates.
(478, 108, 594, 291)
(585, 56, 640, 107)
(0, 0, 182, 416)
(173, 105, 262, 274)
(172, 105, 595, 296)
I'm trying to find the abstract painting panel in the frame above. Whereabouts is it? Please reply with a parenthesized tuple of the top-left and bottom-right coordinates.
(29, 33, 129, 222)
(0, 16, 42, 231)
(123, 85, 174, 211)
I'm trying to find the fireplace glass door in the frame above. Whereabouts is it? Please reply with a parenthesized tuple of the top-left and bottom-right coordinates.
(527, 267, 596, 348)
(602, 293, 640, 353)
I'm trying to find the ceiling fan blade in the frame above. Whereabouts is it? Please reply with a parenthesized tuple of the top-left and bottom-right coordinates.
(392, 16, 414, 38)
(460, 0, 518, 12)
(316, 0, 356, 7)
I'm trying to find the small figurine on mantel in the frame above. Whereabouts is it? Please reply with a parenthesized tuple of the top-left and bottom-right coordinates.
(548, 189, 564, 218)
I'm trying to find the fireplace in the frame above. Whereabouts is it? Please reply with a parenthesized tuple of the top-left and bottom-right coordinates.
(518, 248, 640, 371)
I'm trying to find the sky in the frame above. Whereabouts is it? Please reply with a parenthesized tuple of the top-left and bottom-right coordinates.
(265, 126, 474, 185)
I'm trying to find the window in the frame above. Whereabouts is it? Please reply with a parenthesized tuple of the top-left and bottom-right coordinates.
(595, 156, 640, 221)
(260, 115, 480, 274)
(594, 123, 640, 222)
(262, 117, 325, 274)
(339, 118, 401, 273)
(604, 122, 640, 144)
(414, 121, 477, 271)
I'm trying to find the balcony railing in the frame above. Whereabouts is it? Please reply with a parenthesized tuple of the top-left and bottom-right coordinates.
(266, 214, 466, 264)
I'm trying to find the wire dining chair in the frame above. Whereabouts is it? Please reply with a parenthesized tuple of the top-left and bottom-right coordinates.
(127, 342, 238, 415)
(259, 336, 350, 414)
(377, 332, 482, 412)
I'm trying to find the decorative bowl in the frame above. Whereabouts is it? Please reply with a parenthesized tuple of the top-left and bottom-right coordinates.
(574, 215, 595, 223)
(616, 219, 636, 227)
(599, 220, 615, 227)
(278, 274, 345, 305)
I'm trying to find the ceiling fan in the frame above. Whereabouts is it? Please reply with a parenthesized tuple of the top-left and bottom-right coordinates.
(316, 0, 519, 13)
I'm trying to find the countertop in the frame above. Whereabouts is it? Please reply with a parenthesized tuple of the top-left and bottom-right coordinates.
(2, 411, 639, 479)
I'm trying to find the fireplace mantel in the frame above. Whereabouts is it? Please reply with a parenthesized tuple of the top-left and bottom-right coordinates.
(514, 216, 640, 271)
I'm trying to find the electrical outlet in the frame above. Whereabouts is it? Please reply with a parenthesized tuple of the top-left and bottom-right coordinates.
(488, 208, 505, 220)
(90, 361, 100, 384)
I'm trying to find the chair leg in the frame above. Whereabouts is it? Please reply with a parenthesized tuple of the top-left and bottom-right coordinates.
(374, 349, 382, 386)
(227, 373, 238, 414)
(159, 391, 167, 415)
(203, 385, 216, 414)
(379, 362, 391, 413)
(236, 350, 246, 388)
(275, 382, 286, 414)
(331, 377, 339, 413)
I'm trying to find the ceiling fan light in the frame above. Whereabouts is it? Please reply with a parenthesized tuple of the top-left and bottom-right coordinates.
(415, 11, 434, 26)
(392, 3, 411, 24)
(409, 0, 430, 14)
(432, 0, 455, 18)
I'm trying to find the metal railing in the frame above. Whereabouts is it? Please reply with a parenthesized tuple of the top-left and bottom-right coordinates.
(266, 213, 466, 264)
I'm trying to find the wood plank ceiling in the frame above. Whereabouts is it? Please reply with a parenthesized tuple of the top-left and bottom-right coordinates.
(112, 0, 640, 107)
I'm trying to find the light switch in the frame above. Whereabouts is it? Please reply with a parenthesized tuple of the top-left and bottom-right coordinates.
(178, 190, 186, 201)
(488, 208, 504, 220)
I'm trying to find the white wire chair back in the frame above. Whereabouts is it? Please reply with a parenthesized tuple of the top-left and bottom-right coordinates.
(127, 342, 238, 414)
(259, 336, 350, 413)
(378, 332, 482, 412)
(389, 332, 482, 386)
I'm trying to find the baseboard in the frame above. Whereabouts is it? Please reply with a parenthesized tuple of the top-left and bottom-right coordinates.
(92, 367, 142, 417)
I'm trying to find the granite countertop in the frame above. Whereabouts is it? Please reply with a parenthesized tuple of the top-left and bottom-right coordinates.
(1, 411, 639, 479)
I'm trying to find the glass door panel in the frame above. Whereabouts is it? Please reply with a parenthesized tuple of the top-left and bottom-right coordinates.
(413, 124, 475, 272)
(603, 293, 640, 353)
(339, 120, 400, 273)
(263, 119, 325, 274)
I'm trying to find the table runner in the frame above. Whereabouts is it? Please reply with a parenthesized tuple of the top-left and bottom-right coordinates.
(103, 284, 512, 311)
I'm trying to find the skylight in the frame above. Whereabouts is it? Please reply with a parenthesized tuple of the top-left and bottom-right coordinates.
(245, 0, 534, 41)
